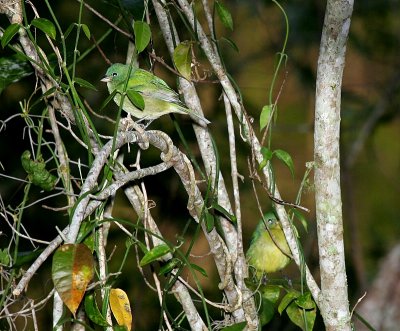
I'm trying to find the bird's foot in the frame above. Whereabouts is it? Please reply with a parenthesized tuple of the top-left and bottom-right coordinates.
(120, 116, 135, 131)
(131, 121, 149, 151)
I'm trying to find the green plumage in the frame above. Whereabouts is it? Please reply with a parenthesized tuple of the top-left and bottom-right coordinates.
(246, 212, 291, 277)
(101, 63, 209, 125)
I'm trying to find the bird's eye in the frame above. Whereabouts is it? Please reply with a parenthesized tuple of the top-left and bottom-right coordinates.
(262, 218, 274, 230)
(112, 72, 118, 77)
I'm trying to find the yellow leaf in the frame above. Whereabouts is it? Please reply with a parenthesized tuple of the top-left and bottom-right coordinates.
(110, 288, 132, 330)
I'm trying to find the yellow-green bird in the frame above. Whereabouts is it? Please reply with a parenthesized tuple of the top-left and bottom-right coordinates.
(101, 63, 209, 126)
(246, 212, 291, 278)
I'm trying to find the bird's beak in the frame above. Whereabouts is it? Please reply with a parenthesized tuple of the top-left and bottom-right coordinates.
(101, 76, 111, 83)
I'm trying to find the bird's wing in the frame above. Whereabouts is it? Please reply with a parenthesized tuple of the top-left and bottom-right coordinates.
(128, 69, 170, 89)
(128, 69, 187, 108)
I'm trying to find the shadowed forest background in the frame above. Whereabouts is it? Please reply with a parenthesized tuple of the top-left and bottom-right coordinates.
(0, 0, 399, 330)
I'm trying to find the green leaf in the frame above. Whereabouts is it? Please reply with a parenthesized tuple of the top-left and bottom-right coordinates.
(1, 23, 20, 48)
(205, 211, 215, 232)
(52, 244, 94, 315)
(278, 290, 298, 314)
(158, 258, 181, 276)
(190, 263, 208, 277)
(211, 203, 237, 224)
(210, 216, 226, 245)
(31, 18, 56, 40)
(220, 321, 247, 331)
(274, 149, 295, 178)
(173, 42, 192, 80)
(125, 238, 134, 249)
(215, 1, 233, 31)
(100, 89, 118, 111)
(81, 24, 91, 40)
(260, 146, 273, 160)
(0, 55, 33, 93)
(260, 298, 275, 326)
(259, 146, 273, 170)
(113, 326, 128, 331)
(292, 209, 308, 232)
(126, 90, 145, 110)
(136, 240, 149, 255)
(261, 285, 281, 305)
(74, 77, 97, 91)
(260, 104, 272, 131)
(133, 21, 151, 53)
(221, 37, 239, 52)
(0, 249, 10, 266)
(76, 220, 95, 245)
(286, 299, 316, 331)
(295, 292, 316, 310)
(83, 232, 95, 253)
(39, 86, 57, 99)
(64, 23, 75, 40)
(84, 292, 110, 327)
(139, 244, 170, 267)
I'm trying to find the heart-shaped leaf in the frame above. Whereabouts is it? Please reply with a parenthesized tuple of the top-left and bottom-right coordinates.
(286, 299, 316, 331)
(52, 243, 94, 316)
(260, 298, 275, 326)
(278, 290, 298, 314)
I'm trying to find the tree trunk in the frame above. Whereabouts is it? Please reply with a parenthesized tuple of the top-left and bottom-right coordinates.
(314, 0, 354, 329)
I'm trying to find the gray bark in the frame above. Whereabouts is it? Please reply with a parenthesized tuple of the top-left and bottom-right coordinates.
(314, 1, 354, 329)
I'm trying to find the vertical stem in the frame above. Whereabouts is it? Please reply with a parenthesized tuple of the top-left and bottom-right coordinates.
(314, 0, 354, 329)
(53, 291, 64, 331)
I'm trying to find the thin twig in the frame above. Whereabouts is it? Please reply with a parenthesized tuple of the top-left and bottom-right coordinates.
(78, 1, 131, 39)
(223, 93, 242, 274)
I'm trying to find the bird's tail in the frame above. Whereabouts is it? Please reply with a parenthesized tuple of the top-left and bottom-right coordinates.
(189, 110, 210, 127)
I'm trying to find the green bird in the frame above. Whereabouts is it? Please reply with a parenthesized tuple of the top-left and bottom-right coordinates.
(101, 63, 209, 125)
(246, 212, 291, 278)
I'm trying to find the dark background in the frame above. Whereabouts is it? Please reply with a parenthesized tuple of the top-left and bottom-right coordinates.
(1, 0, 399, 329)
